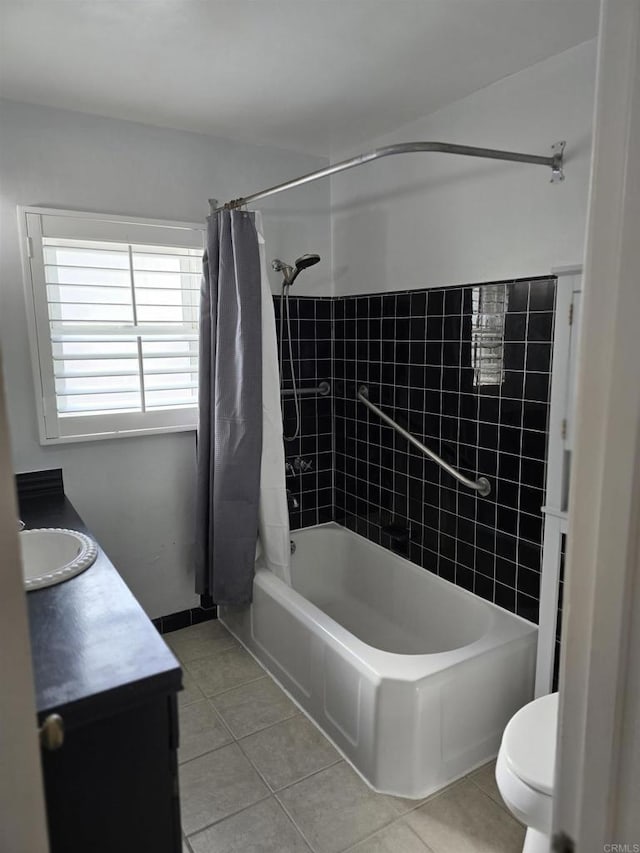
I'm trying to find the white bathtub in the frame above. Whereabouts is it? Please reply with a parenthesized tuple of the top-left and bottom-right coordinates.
(221, 522, 537, 799)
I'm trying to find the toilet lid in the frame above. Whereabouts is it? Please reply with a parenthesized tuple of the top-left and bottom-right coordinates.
(501, 692, 559, 797)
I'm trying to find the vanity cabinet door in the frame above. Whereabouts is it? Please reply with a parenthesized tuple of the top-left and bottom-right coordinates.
(40, 693, 181, 853)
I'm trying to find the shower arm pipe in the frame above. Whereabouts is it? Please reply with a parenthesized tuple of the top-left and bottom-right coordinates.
(357, 386, 491, 498)
(211, 140, 565, 211)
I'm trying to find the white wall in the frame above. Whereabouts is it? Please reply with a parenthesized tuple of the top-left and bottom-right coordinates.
(0, 99, 330, 617)
(0, 356, 49, 853)
(331, 41, 597, 295)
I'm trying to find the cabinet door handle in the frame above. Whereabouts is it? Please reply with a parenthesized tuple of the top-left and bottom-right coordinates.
(40, 714, 65, 751)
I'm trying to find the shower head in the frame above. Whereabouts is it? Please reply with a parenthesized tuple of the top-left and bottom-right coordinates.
(294, 253, 321, 273)
(272, 253, 321, 286)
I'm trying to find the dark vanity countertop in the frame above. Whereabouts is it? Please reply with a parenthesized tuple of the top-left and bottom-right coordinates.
(21, 493, 182, 730)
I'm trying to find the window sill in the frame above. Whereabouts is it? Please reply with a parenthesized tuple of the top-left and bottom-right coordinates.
(39, 423, 197, 446)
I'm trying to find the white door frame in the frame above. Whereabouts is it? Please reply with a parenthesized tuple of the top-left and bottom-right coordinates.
(536, 267, 582, 698)
(0, 353, 50, 852)
(554, 0, 640, 846)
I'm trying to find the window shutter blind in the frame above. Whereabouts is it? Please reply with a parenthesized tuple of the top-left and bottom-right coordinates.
(23, 210, 204, 442)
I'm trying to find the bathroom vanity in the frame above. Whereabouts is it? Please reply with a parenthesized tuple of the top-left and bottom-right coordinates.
(18, 471, 183, 853)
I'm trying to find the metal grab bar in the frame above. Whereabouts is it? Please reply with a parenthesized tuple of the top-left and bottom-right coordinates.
(357, 385, 491, 497)
(281, 381, 330, 398)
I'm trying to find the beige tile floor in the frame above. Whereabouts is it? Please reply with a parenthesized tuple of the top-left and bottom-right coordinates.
(167, 622, 525, 853)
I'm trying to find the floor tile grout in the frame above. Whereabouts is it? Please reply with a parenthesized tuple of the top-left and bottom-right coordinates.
(207, 695, 301, 741)
(341, 813, 435, 853)
(235, 726, 344, 795)
(275, 788, 339, 853)
(176, 623, 519, 852)
(467, 774, 523, 823)
(185, 789, 273, 841)
(190, 673, 268, 700)
(185, 792, 312, 848)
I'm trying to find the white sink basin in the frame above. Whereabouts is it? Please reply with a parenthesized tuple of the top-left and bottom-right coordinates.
(20, 528, 98, 591)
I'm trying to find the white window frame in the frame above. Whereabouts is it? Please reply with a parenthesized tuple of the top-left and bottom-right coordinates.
(18, 206, 205, 444)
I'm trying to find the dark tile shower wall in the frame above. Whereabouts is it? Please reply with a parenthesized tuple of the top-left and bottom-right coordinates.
(553, 533, 566, 690)
(273, 295, 334, 529)
(333, 277, 556, 624)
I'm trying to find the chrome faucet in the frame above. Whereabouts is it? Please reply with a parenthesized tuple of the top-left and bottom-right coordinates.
(286, 489, 299, 510)
(17, 519, 25, 531)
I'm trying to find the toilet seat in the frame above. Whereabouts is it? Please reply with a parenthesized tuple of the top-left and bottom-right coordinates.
(495, 692, 559, 836)
(502, 692, 558, 796)
(496, 747, 553, 833)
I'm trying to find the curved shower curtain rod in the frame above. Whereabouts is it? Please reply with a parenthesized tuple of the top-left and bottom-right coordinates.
(209, 139, 565, 212)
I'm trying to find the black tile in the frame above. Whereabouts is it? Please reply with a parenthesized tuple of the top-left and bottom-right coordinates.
(495, 583, 516, 612)
(518, 566, 541, 599)
(474, 572, 494, 602)
(298, 299, 315, 319)
(503, 343, 525, 371)
(162, 610, 192, 632)
(520, 458, 546, 488)
(516, 591, 539, 623)
(191, 607, 217, 625)
(479, 397, 500, 423)
(427, 290, 444, 315)
(522, 430, 547, 460)
(456, 565, 474, 591)
(507, 281, 529, 313)
(457, 541, 475, 569)
(495, 557, 517, 588)
(518, 540, 542, 571)
(526, 343, 552, 372)
(440, 533, 456, 560)
(523, 402, 549, 432)
(519, 512, 543, 544)
(498, 452, 520, 481)
(329, 276, 553, 623)
(497, 505, 519, 535)
(503, 371, 524, 399)
(395, 317, 410, 339)
(443, 316, 461, 339)
(426, 316, 443, 339)
(496, 479, 519, 508)
(410, 291, 426, 316)
(396, 293, 411, 316)
(500, 398, 523, 428)
(409, 321, 426, 343)
(499, 425, 522, 456)
(16, 468, 64, 500)
(444, 288, 462, 315)
(528, 279, 556, 312)
(476, 547, 495, 577)
(476, 524, 495, 553)
(439, 557, 456, 583)
(495, 531, 517, 562)
(524, 373, 550, 403)
(505, 313, 527, 341)
(519, 485, 544, 517)
(479, 422, 499, 450)
(528, 312, 554, 342)
(425, 342, 442, 365)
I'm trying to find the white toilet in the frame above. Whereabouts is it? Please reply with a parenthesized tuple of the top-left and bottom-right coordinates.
(495, 692, 559, 853)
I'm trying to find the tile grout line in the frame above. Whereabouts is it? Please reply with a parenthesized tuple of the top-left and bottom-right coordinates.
(237, 733, 344, 797)
(184, 790, 273, 843)
(273, 792, 325, 853)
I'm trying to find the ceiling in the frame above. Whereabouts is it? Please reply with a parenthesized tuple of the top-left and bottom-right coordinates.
(0, 1, 599, 157)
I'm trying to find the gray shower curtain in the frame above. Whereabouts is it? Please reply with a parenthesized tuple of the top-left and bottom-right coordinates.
(195, 210, 262, 604)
